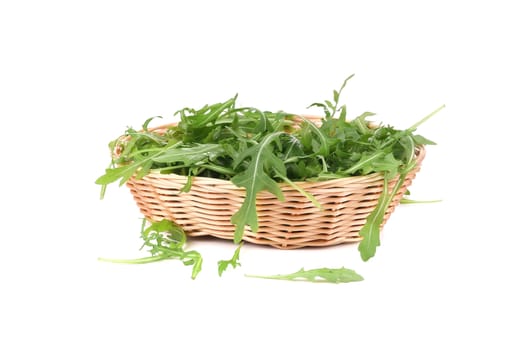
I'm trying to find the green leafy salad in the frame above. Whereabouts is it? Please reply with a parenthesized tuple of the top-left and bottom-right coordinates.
(96, 75, 443, 282)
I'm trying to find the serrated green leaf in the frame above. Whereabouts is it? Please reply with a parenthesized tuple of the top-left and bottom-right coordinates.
(333, 89, 340, 103)
(338, 104, 347, 123)
(399, 135, 416, 166)
(307, 102, 330, 117)
(218, 243, 243, 276)
(231, 132, 286, 243)
(275, 171, 322, 209)
(99, 219, 203, 279)
(253, 109, 269, 134)
(153, 144, 223, 165)
(370, 153, 402, 177)
(187, 251, 203, 279)
(412, 134, 436, 145)
(299, 116, 330, 156)
(180, 168, 194, 193)
(358, 177, 389, 261)
(358, 171, 407, 261)
(246, 266, 363, 284)
(343, 150, 386, 175)
(325, 99, 335, 112)
(142, 116, 162, 131)
(178, 96, 237, 130)
(95, 160, 149, 187)
(354, 111, 376, 134)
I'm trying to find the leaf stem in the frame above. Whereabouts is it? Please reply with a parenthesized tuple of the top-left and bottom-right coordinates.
(97, 255, 174, 264)
(407, 104, 445, 132)
(400, 198, 442, 204)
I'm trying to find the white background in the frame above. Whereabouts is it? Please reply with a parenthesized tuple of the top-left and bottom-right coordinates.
(1, 1, 511, 349)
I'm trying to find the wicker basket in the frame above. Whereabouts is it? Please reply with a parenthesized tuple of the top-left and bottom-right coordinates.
(121, 116, 426, 249)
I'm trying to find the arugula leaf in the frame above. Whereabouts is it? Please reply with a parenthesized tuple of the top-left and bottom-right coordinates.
(398, 134, 416, 166)
(246, 267, 363, 284)
(230, 132, 286, 243)
(356, 105, 445, 261)
(353, 111, 376, 134)
(95, 139, 184, 193)
(142, 116, 162, 131)
(343, 150, 386, 175)
(358, 175, 389, 261)
(217, 243, 243, 276)
(178, 95, 237, 128)
(275, 171, 323, 209)
(298, 116, 330, 156)
(309, 73, 354, 118)
(370, 153, 402, 176)
(358, 170, 408, 261)
(412, 134, 436, 145)
(95, 156, 154, 187)
(338, 104, 347, 123)
(98, 219, 203, 279)
(307, 102, 331, 118)
(152, 143, 224, 165)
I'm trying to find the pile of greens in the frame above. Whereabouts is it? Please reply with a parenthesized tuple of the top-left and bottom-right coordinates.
(96, 75, 442, 282)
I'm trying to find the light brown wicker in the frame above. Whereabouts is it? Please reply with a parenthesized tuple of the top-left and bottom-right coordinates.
(122, 118, 426, 249)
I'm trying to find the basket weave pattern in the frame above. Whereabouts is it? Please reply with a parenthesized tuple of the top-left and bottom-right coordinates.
(126, 146, 425, 249)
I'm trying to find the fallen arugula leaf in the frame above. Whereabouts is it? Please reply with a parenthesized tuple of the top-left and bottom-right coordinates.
(217, 243, 243, 276)
(245, 267, 363, 284)
(98, 219, 203, 279)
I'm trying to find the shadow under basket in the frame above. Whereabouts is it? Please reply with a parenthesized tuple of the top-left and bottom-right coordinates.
(125, 146, 425, 249)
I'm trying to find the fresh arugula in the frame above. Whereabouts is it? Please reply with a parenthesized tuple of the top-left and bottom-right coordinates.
(98, 219, 203, 279)
(358, 172, 405, 261)
(230, 132, 286, 243)
(97, 75, 442, 272)
(217, 243, 243, 276)
(245, 267, 363, 284)
(356, 106, 443, 261)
